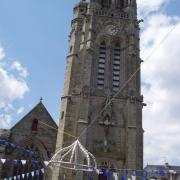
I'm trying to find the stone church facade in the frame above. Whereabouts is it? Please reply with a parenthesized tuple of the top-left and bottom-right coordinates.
(53, 0, 144, 179)
(0, 101, 58, 179)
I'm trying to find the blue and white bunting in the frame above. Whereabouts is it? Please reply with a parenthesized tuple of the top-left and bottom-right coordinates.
(0, 139, 34, 155)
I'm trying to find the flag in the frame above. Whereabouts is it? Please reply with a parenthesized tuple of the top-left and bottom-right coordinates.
(0, 139, 6, 145)
(121, 175, 126, 180)
(44, 161, 49, 166)
(21, 160, 26, 165)
(132, 170, 137, 180)
(32, 160, 38, 165)
(143, 170, 148, 177)
(12, 160, 18, 166)
(113, 172, 118, 180)
(36, 170, 40, 176)
(104, 169, 111, 180)
(31, 171, 35, 177)
(10, 143, 16, 149)
(41, 168, 45, 174)
(159, 170, 166, 177)
(132, 176, 136, 180)
(96, 169, 103, 174)
(1, 159, 6, 164)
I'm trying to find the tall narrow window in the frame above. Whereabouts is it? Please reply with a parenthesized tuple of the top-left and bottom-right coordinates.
(112, 43, 121, 91)
(31, 118, 38, 132)
(97, 41, 106, 90)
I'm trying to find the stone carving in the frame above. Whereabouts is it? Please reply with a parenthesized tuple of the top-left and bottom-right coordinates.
(98, 94, 115, 152)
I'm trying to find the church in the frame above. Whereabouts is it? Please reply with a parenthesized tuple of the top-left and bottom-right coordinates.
(0, 101, 58, 179)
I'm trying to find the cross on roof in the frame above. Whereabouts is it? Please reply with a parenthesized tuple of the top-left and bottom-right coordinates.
(40, 97, 43, 102)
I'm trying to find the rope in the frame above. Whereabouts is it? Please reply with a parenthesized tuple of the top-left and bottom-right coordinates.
(38, 121, 77, 139)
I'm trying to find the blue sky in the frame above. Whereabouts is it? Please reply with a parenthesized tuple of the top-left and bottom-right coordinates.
(0, 0, 77, 123)
(0, 0, 180, 165)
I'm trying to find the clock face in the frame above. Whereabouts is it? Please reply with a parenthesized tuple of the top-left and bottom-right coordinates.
(105, 25, 118, 36)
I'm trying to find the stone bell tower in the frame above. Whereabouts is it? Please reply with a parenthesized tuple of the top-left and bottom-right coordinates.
(53, 0, 144, 179)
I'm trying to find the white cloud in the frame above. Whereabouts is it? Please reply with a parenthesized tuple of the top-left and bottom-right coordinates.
(0, 114, 12, 129)
(137, 0, 169, 17)
(0, 68, 29, 110)
(140, 7, 180, 165)
(17, 106, 25, 115)
(0, 46, 29, 129)
(11, 61, 28, 78)
(0, 47, 5, 61)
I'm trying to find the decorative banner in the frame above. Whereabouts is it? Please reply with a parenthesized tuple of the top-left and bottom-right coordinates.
(1, 158, 50, 166)
(4, 169, 46, 180)
(143, 170, 148, 177)
(12, 160, 18, 166)
(44, 161, 49, 166)
(31, 171, 35, 177)
(132, 170, 137, 180)
(44, 167, 48, 173)
(32, 160, 39, 165)
(21, 160, 26, 165)
(1, 159, 6, 164)
(41, 168, 45, 174)
(36, 170, 40, 176)
(26, 173, 29, 177)
(96, 169, 103, 175)
(0, 139, 34, 155)
(159, 170, 166, 177)
(113, 172, 118, 180)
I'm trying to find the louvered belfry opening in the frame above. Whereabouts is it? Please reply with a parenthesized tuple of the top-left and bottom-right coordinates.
(112, 43, 121, 91)
(97, 41, 106, 90)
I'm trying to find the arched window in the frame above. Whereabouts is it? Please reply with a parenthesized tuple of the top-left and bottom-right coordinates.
(112, 43, 121, 91)
(31, 118, 38, 132)
(97, 41, 106, 90)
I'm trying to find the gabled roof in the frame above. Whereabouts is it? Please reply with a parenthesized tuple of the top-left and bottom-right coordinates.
(11, 102, 58, 131)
